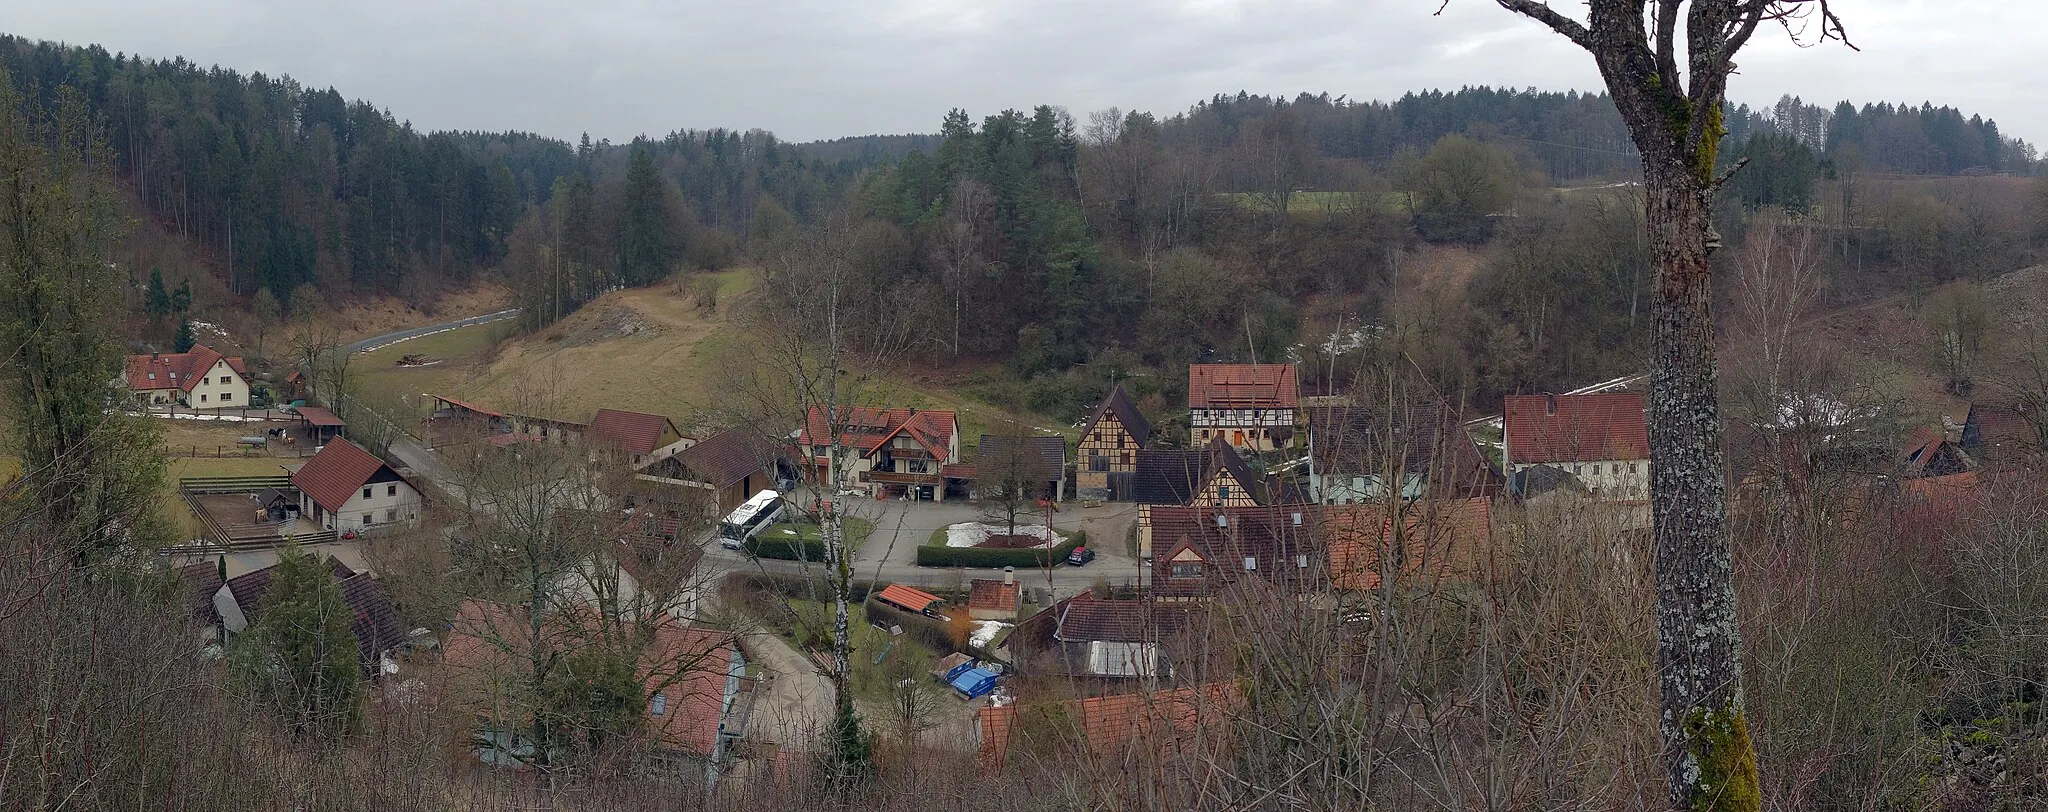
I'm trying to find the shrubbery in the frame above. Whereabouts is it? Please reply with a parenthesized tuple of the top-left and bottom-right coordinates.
(915, 532, 1086, 569)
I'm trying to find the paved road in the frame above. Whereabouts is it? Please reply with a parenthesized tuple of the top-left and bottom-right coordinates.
(345, 308, 520, 354)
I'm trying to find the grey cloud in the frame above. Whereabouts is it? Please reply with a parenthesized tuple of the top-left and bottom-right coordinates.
(11, 0, 2042, 144)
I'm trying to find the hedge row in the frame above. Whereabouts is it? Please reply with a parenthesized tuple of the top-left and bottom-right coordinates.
(744, 535, 827, 562)
(915, 532, 1087, 569)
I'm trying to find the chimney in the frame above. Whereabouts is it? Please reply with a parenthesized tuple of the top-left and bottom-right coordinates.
(1002, 566, 1015, 586)
(1545, 394, 1557, 416)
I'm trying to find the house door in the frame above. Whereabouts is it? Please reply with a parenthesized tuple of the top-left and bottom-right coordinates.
(1232, 430, 1245, 446)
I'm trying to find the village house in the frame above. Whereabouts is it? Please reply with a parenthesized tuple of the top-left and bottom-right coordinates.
(975, 682, 1237, 773)
(969, 433, 1067, 503)
(587, 408, 694, 469)
(123, 344, 250, 407)
(205, 556, 407, 676)
(636, 427, 788, 517)
(442, 600, 747, 769)
(1188, 363, 1299, 451)
(966, 571, 1022, 621)
(1306, 403, 1502, 505)
(1322, 497, 1497, 591)
(290, 438, 423, 533)
(1006, 591, 1210, 679)
(797, 406, 961, 501)
(1502, 393, 1650, 500)
(1131, 438, 1305, 558)
(1963, 402, 2040, 465)
(1902, 426, 1974, 479)
(1076, 384, 1153, 501)
(1149, 504, 1323, 600)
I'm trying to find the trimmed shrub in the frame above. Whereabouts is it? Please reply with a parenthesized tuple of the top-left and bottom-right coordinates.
(744, 534, 826, 562)
(915, 532, 1087, 569)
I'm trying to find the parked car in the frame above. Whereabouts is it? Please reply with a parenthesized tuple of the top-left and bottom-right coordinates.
(1066, 546, 1095, 566)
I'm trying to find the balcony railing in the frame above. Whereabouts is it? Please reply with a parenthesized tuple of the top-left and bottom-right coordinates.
(861, 470, 942, 485)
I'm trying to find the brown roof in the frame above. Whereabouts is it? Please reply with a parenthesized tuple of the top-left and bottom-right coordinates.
(670, 428, 782, 488)
(1051, 592, 1204, 643)
(974, 434, 1066, 481)
(177, 561, 223, 622)
(1131, 439, 1289, 507)
(587, 408, 683, 456)
(1149, 504, 1322, 598)
(1188, 364, 1298, 410)
(977, 683, 1237, 771)
(124, 344, 246, 393)
(430, 393, 503, 419)
(1503, 393, 1648, 464)
(967, 579, 1021, 613)
(291, 438, 400, 513)
(1324, 497, 1497, 591)
(442, 600, 738, 757)
(294, 405, 345, 428)
(1965, 403, 2038, 460)
(1079, 384, 1152, 448)
(873, 584, 944, 614)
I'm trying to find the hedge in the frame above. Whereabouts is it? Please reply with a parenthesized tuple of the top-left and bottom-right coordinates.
(744, 534, 827, 562)
(915, 531, 1087, 569)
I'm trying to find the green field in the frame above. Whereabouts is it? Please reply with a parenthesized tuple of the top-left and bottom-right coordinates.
(1218, 190, 1410, 216)
(351, 319, 514, 415)
(758, 517, 874, 551)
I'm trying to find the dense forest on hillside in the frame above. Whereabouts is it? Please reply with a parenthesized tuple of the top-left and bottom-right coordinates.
(4, 32, 2044, 413)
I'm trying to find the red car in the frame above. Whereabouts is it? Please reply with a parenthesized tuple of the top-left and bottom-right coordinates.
(1066, 546, 1095, 566)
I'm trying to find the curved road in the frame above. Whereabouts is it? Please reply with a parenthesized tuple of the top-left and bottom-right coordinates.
(346, 308, 521, 354)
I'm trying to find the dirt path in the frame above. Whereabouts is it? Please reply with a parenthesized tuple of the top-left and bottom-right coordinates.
(739, 631, 834, 751)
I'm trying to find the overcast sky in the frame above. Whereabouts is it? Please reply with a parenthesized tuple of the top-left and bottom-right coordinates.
(14, 1, 2043, 145)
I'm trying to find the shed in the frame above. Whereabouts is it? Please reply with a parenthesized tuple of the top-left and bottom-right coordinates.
(294, 405, 346, 445)
(873, 584, 945, 617)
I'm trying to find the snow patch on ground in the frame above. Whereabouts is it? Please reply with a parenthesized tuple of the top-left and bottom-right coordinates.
(943, 522, 1059, 548)
(970, 621, 1011, 649)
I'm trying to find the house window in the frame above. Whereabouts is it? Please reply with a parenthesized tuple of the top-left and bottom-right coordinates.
(362, 487, 372, 500)
(1629, 462, 1638, 474)
(147, 372, 155, 381)
(1243, 556, 1258, 571)
(1171, 562, 1204, 580)
(1090, 456, 1108, 472)
(1592, 464, 1602, 475)
(651, 693, 667, 716)
(1120, 452, 1132, 466)
(362, 514, 374, 526)
(1116, 435, 1126, 448)
(203, 377, 210, 385)
(387, 484, 398, 497)
(386, 509, 397, 522)
(222, 392, 232, 402)
(199, 394, 208, 403)
(1218, 486, 1231, 500)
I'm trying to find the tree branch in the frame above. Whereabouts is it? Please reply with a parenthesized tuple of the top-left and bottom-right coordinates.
(1489, 0, 1597, 49)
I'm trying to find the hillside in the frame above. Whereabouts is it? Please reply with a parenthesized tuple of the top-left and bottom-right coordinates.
(354, 269, 1072, 450)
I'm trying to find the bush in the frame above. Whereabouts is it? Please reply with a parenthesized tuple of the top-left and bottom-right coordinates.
(744, 534, 826, 562)
(915, 532, 1086, 569)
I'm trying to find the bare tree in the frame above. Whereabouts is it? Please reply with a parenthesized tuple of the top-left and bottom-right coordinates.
(1485, 3, 1852, 808)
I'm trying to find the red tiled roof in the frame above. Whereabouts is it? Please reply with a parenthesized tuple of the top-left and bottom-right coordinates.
(1188, 364, 1298, 410)
(1325, 497, 1496, 591)
(800, 406, 956, 459)
(588, 408, 682, 456)
(977, 683, 1237, 771)
(291, 438, 397, 513)
(124, 344, 245, 393)
(1148, 504, 1323, 598)
(1051, 592, 1204, 643)
(443, 600, 737, 758)
(1503, 393, 1648, 464)
(967, 579, 1020, 613)
(873, 584, 944, 614)
(294, 405, 345, 427)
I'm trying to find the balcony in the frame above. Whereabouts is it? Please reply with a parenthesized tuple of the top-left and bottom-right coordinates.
(861, 470, 943, 486)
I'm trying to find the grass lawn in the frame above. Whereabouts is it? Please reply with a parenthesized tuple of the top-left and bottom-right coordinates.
(351, 318, 512, 414)
(757, 516, 873, 551)
(924, 522, 1073, 547)
(771, 598, 946, 705)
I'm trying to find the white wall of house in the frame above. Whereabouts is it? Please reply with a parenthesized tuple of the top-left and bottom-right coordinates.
(1311, 471, 1426, 505)
(187, 359, 249, 407)
(307, 481, 423, 532)
(1513, 459, 1648, 499)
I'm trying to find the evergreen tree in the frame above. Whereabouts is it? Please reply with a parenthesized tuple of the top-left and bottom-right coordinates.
(229, 548, 363, 740)
(173, 317, 195, 353)
(616, 146, 677, 286)
(171, 277, 192, 315)
(144, 267, 171, 321)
